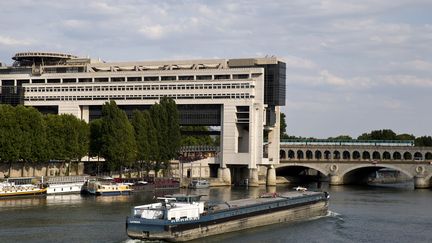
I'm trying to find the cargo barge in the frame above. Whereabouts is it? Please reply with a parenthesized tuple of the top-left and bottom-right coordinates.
(126, 191, 329, 242)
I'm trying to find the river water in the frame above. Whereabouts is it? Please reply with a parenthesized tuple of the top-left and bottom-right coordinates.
(0, 182, 431, 243)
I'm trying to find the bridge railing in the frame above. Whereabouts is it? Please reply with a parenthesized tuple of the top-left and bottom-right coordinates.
(279, 139, 414, 147)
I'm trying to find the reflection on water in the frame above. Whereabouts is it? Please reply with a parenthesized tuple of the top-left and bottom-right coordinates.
(0, 196, 47, 210)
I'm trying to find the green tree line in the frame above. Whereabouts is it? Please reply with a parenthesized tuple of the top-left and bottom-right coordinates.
(0, 97, 181, 177)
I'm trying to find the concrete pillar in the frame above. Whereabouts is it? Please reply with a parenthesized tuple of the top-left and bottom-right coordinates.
(217, 167, 231, 185)
(329, 175, 344, 186)
(267, 106, 281, 165)
(267, 186, 276, 194)
(266, 165, 276, 186)
(248, 168, 259, 187)
(414, 176, 430, 189)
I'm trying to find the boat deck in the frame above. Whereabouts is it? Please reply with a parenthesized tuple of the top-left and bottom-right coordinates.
(211, 191, 323, 211)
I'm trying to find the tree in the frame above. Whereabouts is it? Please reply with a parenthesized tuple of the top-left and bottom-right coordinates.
(149, 102, 165, 175)
(45, 114, 66, 162)
(61, 114, 89, 175)
(180, 126, 214, 146)
(0, 105, 20, 177)
(148, 98, 180, 176)
(415, 136, 432, 147)
(396, 133, 415, 141)
(164, 98, 181, 160)
(328, 135, 352, 140)
(89, 119, 103, 158)
(280, 112, 288, 139)
(15, 106, 48, 176)
(143, 110, 159, 174)
(45, 114, 89, 175)
(100, 101, 137, 172)
(131, 110, 151, 177)
(358, 129, 397, 140)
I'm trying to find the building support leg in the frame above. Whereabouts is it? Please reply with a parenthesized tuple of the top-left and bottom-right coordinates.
(218, 167, 231, 185)
(248, 168, 259, 187)
(266, 165, 276, 186)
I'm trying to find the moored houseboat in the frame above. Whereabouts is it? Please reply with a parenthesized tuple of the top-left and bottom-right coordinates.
(126, 191, 329, 242)
(82, 178, 133, 196)
(0, 178, 47, 197)
(45, 176, 88, 194)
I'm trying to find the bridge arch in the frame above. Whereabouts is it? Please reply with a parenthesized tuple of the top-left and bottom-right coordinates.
(343, 151, 350, 160)
(315, 150, 322, 160)
(353, 151, 361, 160)
(403, 152, 412, 160)
(393, 151, 401, 160)
(339, 164, 414, 185)
(297, 150, 304, 159)
(372, 151, 381, 160)
(362, 151, 370, 160)
(324, 150, 331, 159)
(280, 150, 286, 159)
(414, 152, 423, 160)
(306, 150, 313, 159)
(276, 164, 329, 177)
(333, 150, 341, 160)
(426, 152, 432, 160)
(383, 151, 391, 160)
(288, 150, 295, 159)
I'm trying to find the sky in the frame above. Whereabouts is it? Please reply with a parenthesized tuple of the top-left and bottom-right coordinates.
(0, 0, 431, 138)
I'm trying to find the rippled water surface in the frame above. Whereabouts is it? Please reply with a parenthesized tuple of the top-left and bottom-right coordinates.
(0, 182, 431, 243)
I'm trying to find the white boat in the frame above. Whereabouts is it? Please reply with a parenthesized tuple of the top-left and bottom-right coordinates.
(294, 186, 307, 192)
(0, 179, 47, 197)
(47, 182, 86, 194)
(82, 179, 133, 196)
(44, 176, 88, 195)
(188, 179, 210, 189)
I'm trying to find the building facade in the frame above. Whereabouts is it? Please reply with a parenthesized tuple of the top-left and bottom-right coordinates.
(0, 52, 286, 185)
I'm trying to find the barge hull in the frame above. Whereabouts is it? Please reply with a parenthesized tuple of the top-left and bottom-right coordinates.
(127, 200, 328, 242)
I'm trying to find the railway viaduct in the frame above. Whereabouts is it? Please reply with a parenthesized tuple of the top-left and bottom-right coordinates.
(278, 140, 432, 189)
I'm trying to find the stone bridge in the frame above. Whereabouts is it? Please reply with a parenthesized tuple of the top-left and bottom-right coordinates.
(278, 142, 432, 189)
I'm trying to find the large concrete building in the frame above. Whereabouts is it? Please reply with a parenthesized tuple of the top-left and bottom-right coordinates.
(0, 52, 286, 185)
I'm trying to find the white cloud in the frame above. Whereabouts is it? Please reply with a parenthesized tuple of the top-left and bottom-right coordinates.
(0, 35, 32, 46)
(139, 25, 166, 40)
(380, 75, 432, 87)
(283, 56, 317, 69)
(319, 70, 348, 86)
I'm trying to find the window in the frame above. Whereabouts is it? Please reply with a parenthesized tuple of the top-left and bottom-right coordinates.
(196, 75, 212, 80)
(127, 77, 142, 82)
(233, 74, 249, 79)
(63, 78, 76, 83)
(32, 79, 45, 84)
(78, 78, 92, 83)
(144, 76, 159, 81)
(161, 76, 176, 81)
(179, 76, 194, 80)
(111, 77, 125, 82)
(214, 74, 230, 80)
(95, 77, 109, 82)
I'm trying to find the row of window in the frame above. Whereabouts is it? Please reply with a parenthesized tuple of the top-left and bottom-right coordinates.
(25, 83, 254, 93)
(25, 93, 254, 101)
(2, 73, 257, 85)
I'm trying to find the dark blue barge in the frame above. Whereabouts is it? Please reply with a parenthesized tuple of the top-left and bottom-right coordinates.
(126, 191, 329, 242)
